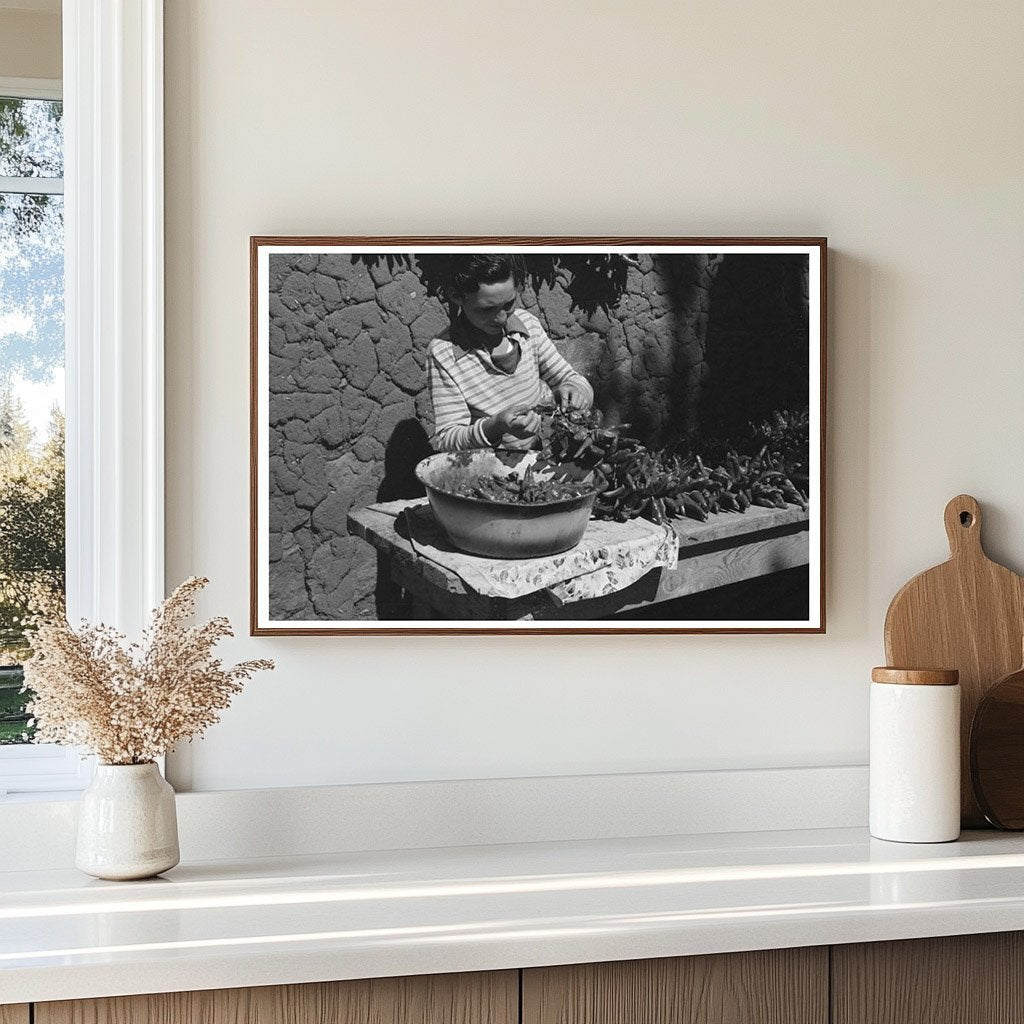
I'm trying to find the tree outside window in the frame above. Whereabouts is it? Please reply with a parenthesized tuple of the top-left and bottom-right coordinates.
(0, 94, 65, 744)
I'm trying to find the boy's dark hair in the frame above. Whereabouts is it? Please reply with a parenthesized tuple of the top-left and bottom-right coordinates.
(447, 254, 526, 298)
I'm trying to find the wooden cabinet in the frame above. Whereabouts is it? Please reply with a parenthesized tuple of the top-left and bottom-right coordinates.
(831, 932, 1024, 1024)
(522, 948, 828, 1024)
(34, 972, 517, 1024)
(14, 933, 1024, 1024)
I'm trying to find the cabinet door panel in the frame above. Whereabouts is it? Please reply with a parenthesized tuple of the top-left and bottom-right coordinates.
(832, 932, 1024, 1024)
(0, 1007, 29, 1024)
(36, 971, 518, 1024)
(523, 948, 828, 1024)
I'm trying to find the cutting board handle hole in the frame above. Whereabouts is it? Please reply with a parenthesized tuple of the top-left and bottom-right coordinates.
(944, 494, 983, 555)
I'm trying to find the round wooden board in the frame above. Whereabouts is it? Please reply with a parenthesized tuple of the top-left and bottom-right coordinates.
(971, 664, 1024, 829)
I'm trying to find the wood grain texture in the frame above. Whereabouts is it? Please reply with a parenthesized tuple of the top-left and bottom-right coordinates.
(832, 932, 1024, 1024)
(522, 949, 828, 1024)
(871, 667, 959, 686)
(885, 494, 1024, 826)
(0, 1006, 30, 1024)
(36, 971, 517, 1024)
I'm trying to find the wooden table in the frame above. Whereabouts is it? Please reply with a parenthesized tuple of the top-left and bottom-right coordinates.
(349, 500, 810, 621)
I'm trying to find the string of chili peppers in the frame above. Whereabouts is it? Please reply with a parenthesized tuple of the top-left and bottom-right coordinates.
(537, 406, 810, 526)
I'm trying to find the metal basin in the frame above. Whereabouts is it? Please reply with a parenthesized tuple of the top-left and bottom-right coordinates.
(415, 450, 599, 559)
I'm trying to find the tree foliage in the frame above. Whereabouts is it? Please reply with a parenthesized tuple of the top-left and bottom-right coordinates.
(0, 391, 65, 664)
(353, 252, 640, 316)
(0, 98, 65, 741)
(0, 97, 64, 386)
(0, 97, 62, 180)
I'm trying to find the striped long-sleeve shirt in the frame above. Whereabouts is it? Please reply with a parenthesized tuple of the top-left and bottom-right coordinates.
(427, 309, 594, 451)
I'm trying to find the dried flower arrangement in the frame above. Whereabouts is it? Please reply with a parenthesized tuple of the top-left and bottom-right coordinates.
(22, 577, 273, 765)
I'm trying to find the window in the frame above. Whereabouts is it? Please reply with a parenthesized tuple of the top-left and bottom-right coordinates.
(0, 89, 65, 729)
(0, 79, 84, 795)
(0, 5, 167, 798)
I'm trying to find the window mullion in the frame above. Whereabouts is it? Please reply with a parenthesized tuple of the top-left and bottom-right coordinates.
(0, 176, 64, 195)
(63, 0, 165, 635)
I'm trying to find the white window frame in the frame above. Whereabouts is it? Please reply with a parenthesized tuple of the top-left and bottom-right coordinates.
(0, 77, 61, 101)
(0, 0, 165, 798)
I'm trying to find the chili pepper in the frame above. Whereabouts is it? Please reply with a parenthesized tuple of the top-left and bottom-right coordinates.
(680, 496, 707, 521)
(573, 436, 598, 460)
(539, 403, 810, 526)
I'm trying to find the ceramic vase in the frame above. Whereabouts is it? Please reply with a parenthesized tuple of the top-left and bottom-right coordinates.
(76, 762, 180, 880)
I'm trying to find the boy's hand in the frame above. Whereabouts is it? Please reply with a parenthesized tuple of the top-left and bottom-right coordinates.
(553, 385, 592, 412)
(482, 405, 542, 446)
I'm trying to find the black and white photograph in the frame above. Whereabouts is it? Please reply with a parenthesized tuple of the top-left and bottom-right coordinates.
(251, 238, 825, 634)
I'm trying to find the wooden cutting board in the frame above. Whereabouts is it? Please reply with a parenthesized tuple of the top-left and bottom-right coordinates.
(884, 494, 1024, 826)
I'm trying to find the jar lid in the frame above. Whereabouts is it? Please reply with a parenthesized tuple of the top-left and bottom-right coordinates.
(871, 667, 959, 686)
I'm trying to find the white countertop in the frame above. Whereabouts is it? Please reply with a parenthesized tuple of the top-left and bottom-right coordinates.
(4, 826, 1024, 1005)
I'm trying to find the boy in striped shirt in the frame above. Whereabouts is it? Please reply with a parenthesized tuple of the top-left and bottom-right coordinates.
(427, 255, 594, 451)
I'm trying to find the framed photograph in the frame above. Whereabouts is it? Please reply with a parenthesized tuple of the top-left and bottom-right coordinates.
(251, 237, 826, 635)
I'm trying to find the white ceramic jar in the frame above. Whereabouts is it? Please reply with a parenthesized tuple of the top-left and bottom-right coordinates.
(870, 667, 961, 843)
(76, 762, 180, 880)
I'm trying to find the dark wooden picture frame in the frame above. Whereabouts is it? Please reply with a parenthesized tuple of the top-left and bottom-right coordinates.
(251, 237, 826, 635)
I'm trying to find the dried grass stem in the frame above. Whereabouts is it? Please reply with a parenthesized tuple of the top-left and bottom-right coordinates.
(23, 577, 273, 765)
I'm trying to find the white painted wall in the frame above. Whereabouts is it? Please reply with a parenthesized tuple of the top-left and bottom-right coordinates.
(0, 7, 61, 80)
(163, 1, 1024, 792)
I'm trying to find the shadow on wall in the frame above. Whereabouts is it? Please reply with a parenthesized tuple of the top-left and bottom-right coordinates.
(698, 254, 810, 440)
(373, 418, 431, 619)
(353, 253, 634, 317)
(377, 418, 432, 504)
